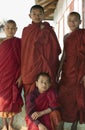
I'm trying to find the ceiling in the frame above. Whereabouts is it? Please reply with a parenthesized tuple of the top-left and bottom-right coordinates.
(35, 0, 59, 20)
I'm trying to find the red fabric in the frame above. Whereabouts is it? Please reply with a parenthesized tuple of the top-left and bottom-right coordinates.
(25, 116, 39, 130)
(59, 29, 85, 123)
(25, 110, 61, 130)
(21, 22, 61, 94)
(0, 37, 23, 113)
(26, 88, 61, 130)
(50, 110, 61, 130)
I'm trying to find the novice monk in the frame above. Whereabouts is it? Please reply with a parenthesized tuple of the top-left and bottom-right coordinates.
(21, 5, 61, 95)
(57, 12, 85, 130)
(0, 20, 23, 130)
(25, 72, 62, 130)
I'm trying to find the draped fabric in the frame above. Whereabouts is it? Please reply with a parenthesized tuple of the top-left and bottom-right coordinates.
(0, 37, 23, 113)
(59, 29, 85, 123)
(26, 88, 61, 130)
(21, 22, 61, 95)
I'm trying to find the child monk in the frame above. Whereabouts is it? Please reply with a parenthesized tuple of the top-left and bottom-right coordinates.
(0, 20, 23, 130)
(25, 72, 62, 130)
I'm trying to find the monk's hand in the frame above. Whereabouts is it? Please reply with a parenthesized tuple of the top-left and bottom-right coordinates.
(31, 112, 42, 120)
(80, 75, 85, 87)
(16, 76, 22, 88)
(56, 71, 61, 83)
(56, 74, 60, 83)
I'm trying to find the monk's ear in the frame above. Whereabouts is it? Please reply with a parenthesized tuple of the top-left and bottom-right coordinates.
(80, 20, 82, 24)
(16, 27, 17, 31)
(29, 14, 31, 18)
(42, 14, 45, 20)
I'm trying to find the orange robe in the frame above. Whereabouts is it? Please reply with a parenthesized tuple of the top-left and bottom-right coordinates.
(0, 37, 23, 114)
(59, 29, 85, 123)
(21, 22, 61, 95)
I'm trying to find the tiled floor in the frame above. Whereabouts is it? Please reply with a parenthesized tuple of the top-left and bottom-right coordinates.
(64, 122, 85, 130)
(0, 108, 85, 130)
(0, 105, 27, 130)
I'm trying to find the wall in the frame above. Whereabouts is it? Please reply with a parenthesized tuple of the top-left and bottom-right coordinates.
(54, 0, 83, 50)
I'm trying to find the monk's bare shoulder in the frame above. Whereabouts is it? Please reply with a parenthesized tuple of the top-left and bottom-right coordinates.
(0, 38, 4, 42)
(0, 38, 5, 44)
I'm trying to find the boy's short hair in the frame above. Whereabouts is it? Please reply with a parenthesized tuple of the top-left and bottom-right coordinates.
(68, 11, 81, 20)
(36, 72, 51, 82)
(30, 5, 44, 13)
(5, 20, 17, 26)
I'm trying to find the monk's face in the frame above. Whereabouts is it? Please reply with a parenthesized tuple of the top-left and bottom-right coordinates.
(29, 8, 44, 23)
(67, 15, 81, 32)
(3, 23, 17, 38)
(36, 76, 51, 93)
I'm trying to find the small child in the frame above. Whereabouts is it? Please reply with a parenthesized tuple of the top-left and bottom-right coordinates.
(25, 72, 62, 130)
(0, 20, 23, 130)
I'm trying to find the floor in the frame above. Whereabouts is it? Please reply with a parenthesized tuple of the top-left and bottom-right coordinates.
(0, 91, 27, 130)
(0, 105, 27, 130)
(64, 122, 85, 130)
(0, 91, 85, 130)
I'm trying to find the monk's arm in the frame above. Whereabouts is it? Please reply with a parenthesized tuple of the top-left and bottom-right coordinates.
(80, 75, 85, 87)
(31, 108, 52, 120)
(56, 50, 65, 83)
(80, 31, 85, 87)
(16, 76, 23, 87)
(0, 38, 5, 43)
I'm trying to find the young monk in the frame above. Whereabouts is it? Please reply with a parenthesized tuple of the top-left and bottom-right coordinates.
(0, 20, 23, 130)
(25, 72, 62, 130)
(57, 12, 85, 130)
(21, 5, 61, 96)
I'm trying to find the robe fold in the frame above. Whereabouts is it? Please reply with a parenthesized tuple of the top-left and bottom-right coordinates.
(21, 22, 61, 94)
(0, 37, 23, 113)
(25, 88, 61, 130)
(59, 29, 85, 123)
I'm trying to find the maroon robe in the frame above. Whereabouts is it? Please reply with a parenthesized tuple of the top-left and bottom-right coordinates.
(0, 37, 23, 113)
(59, 29, 85, 123)
(25, 88, 61, 130)
(21, 22, 61, 95)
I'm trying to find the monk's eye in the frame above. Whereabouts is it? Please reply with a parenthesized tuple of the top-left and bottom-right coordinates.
(41, 81, 49, 85)
(41, 81, 44, 84)
(5, 28, 9, 29)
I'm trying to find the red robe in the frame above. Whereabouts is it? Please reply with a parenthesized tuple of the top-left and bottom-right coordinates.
(25, 88, 61, 130)
(0, 37, 23, 113)
(59, 29, 85, 123)
(21, 22, 61, 95)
